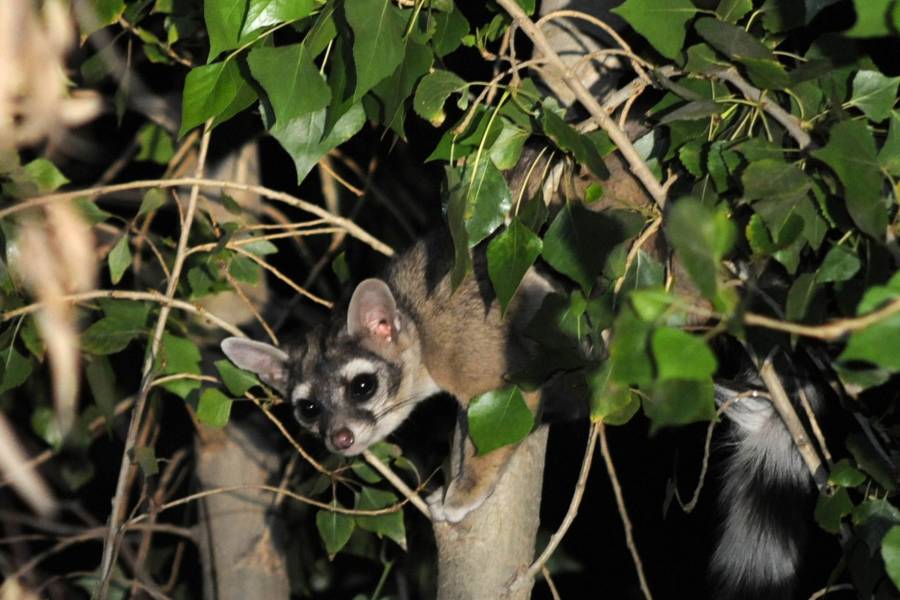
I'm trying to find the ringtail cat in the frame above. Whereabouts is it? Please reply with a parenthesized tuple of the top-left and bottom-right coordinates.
(221, 233, 554, 522)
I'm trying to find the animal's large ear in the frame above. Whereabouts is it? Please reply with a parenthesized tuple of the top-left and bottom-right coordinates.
(220, 338, 289, 393)
(347, 278, 400, 343)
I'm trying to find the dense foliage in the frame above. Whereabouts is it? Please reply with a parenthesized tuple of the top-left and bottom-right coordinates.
(1, 0, 900, 597)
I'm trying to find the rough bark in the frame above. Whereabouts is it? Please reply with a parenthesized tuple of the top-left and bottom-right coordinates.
(434, 426, 549, 600)
(195, 422, 290, 600)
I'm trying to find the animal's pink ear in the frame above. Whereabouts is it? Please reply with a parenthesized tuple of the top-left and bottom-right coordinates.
(347, 278, 400, 343)
(220, 338, 289, 393)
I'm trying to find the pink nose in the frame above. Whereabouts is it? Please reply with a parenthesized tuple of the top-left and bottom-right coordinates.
(331, 428, 355, 450)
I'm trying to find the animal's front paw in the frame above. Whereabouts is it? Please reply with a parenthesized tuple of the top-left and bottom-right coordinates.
(427, 476, 489, 523)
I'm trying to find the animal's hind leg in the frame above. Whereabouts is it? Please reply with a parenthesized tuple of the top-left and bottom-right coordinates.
(429, 391, 541, 523)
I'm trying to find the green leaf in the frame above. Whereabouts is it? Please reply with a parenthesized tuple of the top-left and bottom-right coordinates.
(785, 271, 818, 322)
(242, 0, 313, 37)
(524, 292, 588, 351)
(612, 0, 698, 60)
(849, 70, 900, 123)
(331, 252, 350, 284)
(742, 159, 812, 203)
(588, 362, 638, 425)
(542, 110, 608, 179)
(373, 40, 433, 137)
(695, 17, 788, 88)
(180, 60, 256, 136)
(204, 0, 250, 61)
(817, 245, 861, 283)
(716, 0, 753, 22)
(629, 288, 674, 322)
(879, 113, 900, 176)
(20, 318, 44, 359)
(138, 188, 167, 216)
(829, 459, 867, 487)
(846, 0, 895, 37)
(447, 159, 513, 248)
(31, 406, 62, 448)
(197, 388, 233, 427)
(486, 219, 542, 314)
(81, 300, 151, 355)
(82, 0, 127, 38)
(159, 333, 202, 399)
(85, 357, 117, 422)
(665, 199, 735, 300)
(270, 104, 366, 184)
(489, 123, 529, 170)
(135, 124, 175, 163)
(695, 17, 773, 61)
(414, 70, 467, 125)
(0, 346, 33, 394)
(651, 328, 717, 381)
(132, 446, 159, 477)
(76, 197, 114, 225)
(355, 487, 406, 550)
(644, 379, 716, 432)
(316, 505, 355, 558)
(108, 235, 132, 285)
(431, 5, 469, 57)
(23, 159, 69, 193)
(248, 43, 331, 124)
(658, 100, 723, 124)
(812, 120, 887, 238)
(467, 385, 535, 455)
(345, 0, 406, 103)
(228, 255, 260, 284)
(883, 526, 900, 590)
(214, 359, 260, 396)
(815, 488, 853, 533)
(609, 306, 654, 386)
(542, 203, 641, 292)
(840, 313, 900, 371)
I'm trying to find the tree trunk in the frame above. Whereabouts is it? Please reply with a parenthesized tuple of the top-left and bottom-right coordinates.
(434, 426, 549, 600)
(194, 422, 290, 600)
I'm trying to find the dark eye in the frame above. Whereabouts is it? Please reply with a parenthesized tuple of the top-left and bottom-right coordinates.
(296, 399, 321, 421)
(349, 373, 378, 400)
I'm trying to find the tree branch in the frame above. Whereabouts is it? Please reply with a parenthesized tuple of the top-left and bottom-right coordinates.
(599, 422, 653, 600)
(714, 67, 812, 150)
(2, 177, 394, 257)
(496, 0, 668, 208)
(97, 121, 214, 597)
(506, 423, 598, 596)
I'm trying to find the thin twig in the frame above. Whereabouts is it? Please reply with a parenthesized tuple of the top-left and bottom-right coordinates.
(744, 302, 900, 338)
(244, 393, 330, 475)
(124, 484, 412, 525)
(0, 289, 245, 338)
(496, 0, 667, 208)
(97, 121, 214, 596)
(507, 424, 599, 595)
(715, 68, 811, 149)
(798, 385, 833, 467)
(220, 264, 279, 345)
(541, 566, 562, 600)
(674, 393, 744, 513)
(758, 361, 827, 489)
(808, 583, 855, 599)
(599, 423, 653, 600)
(362, 450, 430, 519)
(231, 246, 332, 308)
(2, 177, 394, 257)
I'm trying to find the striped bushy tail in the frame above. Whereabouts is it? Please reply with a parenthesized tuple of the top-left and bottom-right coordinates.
(711, 383, 821, 599)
